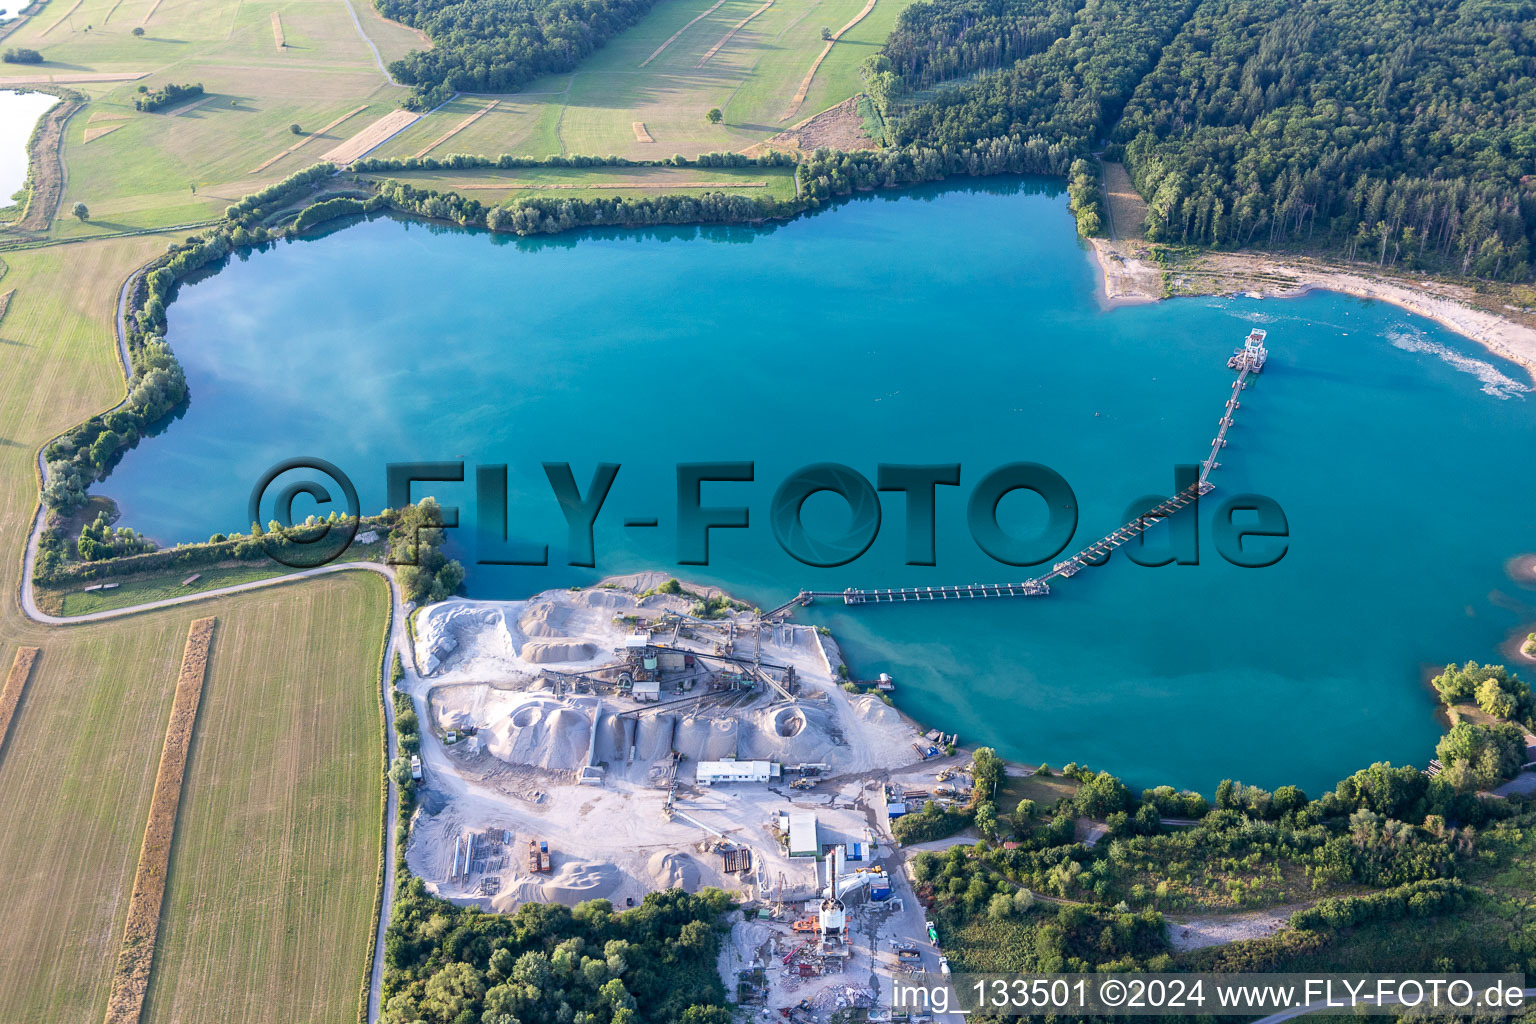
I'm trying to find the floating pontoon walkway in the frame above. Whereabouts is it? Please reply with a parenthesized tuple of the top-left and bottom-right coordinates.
(764, 329, 1271, 618)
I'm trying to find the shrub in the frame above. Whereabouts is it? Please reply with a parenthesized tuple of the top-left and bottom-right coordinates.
(3, 47, 43, 63)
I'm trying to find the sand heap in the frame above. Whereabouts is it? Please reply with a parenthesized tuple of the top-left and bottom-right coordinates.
(490, 859, 623, 910)
(732, 702, 842, 763)
(541, 860, 623, 905)
(851, 694, 900, 727)
(647, 851, 702, 891)
(417, 603, 517, 675)
(594, 712, 630, 763)
(574, 588, 631, 611)
(483, 699, 592, 771)
(520, 640, 597, 664)
(676, 715, 739, 760)
(518, 602, 571, 638)
(634, 715, 676, 760)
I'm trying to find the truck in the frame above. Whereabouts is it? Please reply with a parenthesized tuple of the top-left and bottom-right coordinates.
(409, 755, 422, 781)
(529, 839, 552, 873)
(938, 956, 951, 976)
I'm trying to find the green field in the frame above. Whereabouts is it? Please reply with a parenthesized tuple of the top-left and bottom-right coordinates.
(1, 0, 423, 237)
(3, 0, 908, 243)
(0, 574, 387, 1022)
(365, 0, 915, 162)
(142, 572, 387, 1024)
(364, 162, 798, 202)
(0, 621, 190, 1022)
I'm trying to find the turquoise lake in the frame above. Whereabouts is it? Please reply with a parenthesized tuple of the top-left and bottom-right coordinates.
(105, 179, 1536, 795)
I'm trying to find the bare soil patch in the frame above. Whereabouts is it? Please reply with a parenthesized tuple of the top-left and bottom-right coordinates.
(271, 11, 285, 48)
(1168, 906, 1300, 951)
(103, 618, 215, 1024)
(321, 108, 420, 165)
(1101, 161, 1146, 242)
(632, 121, 654, 143)
(83, 123, 124, 143)
(764, 96, 873, 152)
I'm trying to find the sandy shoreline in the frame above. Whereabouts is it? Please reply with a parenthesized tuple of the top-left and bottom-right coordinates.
(1090, 238, 1536, 379)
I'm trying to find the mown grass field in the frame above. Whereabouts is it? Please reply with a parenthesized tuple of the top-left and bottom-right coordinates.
(142, 572, 386, 1024)
(365, 162, 798, 202)
(2, 0, 422, 237)
(6, 0, 907, 242)
(0, 574, 386, 1022)
(366, 0, 915, 163)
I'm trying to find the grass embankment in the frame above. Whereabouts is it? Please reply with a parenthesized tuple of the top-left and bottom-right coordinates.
(362, 163, 799, 203)
(105, 616, 217, 1024)
(36, 537, 389, 617)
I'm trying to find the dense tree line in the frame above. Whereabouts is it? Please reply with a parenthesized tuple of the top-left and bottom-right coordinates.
(3, 47, 43, 63)
(1113, 0, 1536, 280)
(75, 510, 154, 561)
(865, 0, 1536, 280)
(889, 0, 1196, 148)
(881, 0, 1080, 90)
(369, 135, 1079, 237)
(375, 0, 661, 109)
(33, 512, 391, 585)
(354, 151, 795, 173)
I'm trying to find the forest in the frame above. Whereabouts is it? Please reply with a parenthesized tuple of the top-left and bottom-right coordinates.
(877, 0, 1536, 281)
(909, 753, 1531, 999)
(373, 0, 660, 108)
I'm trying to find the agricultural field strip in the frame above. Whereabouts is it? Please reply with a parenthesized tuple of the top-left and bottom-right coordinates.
(781, 0, 880, 121)
(0, 647, 40, 756)
(322, 108, 421, 165)
(249, 105, 367, 174)
(103, 618, 216, 1024)
(455, 179, 769, 189)
(42, 0, 84, 35)
(698, 0, 775, 66)
(639, 0, 729, 66)
(415, 100, 499, 158)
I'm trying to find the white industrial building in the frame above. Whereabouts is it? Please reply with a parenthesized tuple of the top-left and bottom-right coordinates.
(696, 760, 779, 785)
(631, 680, 661, 702)
(786, 810, 819, 857)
